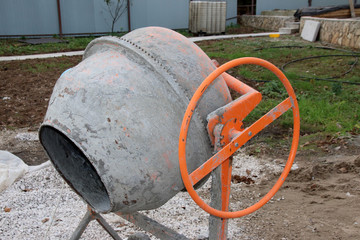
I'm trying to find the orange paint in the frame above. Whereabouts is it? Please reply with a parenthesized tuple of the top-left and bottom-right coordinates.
(150, 172, 158, 181)
(107, 78, 114, 85)
(163, 151, 173, 169)
(179, 57, 300, 219)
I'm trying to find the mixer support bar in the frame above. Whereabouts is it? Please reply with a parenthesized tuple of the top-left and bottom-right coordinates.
(70, 208, 122, 240)
(70, 206, 190, 240)
(118, 212, 189, 240)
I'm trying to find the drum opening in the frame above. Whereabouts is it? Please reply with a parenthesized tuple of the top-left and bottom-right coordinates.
(39, 126, 111, 212)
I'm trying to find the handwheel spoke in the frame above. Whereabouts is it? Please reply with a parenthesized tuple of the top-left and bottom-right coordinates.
(189, 97, 293, 186)
(238, 96, 293, 141)
(189, 148, 231, 185)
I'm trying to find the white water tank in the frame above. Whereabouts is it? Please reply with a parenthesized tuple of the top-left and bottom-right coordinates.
(189, 1, 227, 34)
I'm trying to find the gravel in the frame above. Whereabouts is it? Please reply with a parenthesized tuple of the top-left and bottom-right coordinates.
(0, 151, 284, 239)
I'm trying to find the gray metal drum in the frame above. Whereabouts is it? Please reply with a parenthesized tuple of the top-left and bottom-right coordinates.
(39, 27, 231, 214)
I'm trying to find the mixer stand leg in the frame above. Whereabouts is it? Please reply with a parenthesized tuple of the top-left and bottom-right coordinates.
(117, 212, 189, 240)
(70, 207, 189, 240)
(70, 207, 122, 240)
(208, 159, 232, 240)
(208, 130, 232, 240)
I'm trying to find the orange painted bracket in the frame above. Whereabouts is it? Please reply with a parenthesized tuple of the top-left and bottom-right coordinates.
(207, 69, 262, 145)
(190, 97, 294, 186)
(179, 57, 300, 219)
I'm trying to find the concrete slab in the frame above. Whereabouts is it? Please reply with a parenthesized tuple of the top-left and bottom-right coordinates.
(301, 20, 321, 42)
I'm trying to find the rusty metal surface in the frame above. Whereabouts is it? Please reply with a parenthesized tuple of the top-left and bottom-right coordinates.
(40, 27, 231, 213)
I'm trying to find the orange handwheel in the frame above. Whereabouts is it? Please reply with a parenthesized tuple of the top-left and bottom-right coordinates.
(178, 57, 300, 219)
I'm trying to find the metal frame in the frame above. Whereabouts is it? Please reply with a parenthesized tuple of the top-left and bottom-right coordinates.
(70, 207, 189, 240)
(70, 207, 122, 240)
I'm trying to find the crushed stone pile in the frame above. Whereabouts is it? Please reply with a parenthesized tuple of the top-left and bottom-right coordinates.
(0, 151, 284, 239)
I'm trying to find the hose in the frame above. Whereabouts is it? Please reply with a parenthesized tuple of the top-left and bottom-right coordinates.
(254, 45, 360, 85)
(281, 54, 360, 85)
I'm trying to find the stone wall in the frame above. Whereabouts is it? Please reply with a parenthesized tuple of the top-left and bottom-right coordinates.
(300, 17, 360, 49)
(261, 10, 297, 16)
(240, 15, 295, 31)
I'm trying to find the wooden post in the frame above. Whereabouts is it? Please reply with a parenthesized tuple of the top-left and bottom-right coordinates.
(349, 0, 356, 18)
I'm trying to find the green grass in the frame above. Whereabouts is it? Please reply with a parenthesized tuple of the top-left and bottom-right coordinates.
(197, 35, 360, 142)
(0, 25, 262, 56)
(0, 37, 96, 56)
(242, 77, 360, 136)
(176, 29, 193, 37)
(0, 30, 195, 56)
(21, 61, 75, 74)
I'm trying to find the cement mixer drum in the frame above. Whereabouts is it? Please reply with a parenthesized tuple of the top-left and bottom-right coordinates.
(39, 27, 232, 213)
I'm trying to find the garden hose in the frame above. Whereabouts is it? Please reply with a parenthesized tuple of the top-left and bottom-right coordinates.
(253, 45, 360, 85)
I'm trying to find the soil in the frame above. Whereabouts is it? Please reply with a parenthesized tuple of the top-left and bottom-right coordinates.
(237, 153, 360, 240)
(1, 56, 360, 239)
(0, 56, 81, 165)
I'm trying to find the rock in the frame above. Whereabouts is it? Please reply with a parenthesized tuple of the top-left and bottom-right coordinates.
(354, 156, 360, 167)
(4, 207, 11, 212)
(291, 163, 299, 171)
(15, 132, 39, 141)
(338, 167, 348, 174)
(197, 235, 209, 240)
(128, 233, 151, 240)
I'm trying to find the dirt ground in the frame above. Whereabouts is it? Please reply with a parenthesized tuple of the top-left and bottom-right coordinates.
(0, 57, 81, 165)
(1, 56, 360, 239)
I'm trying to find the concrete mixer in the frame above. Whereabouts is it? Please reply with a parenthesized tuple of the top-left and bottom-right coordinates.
(39, 27, 300, 239)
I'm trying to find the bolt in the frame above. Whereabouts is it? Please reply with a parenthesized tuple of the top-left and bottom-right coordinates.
(234, 143, 239, 147)
(248, 131, 252, 136)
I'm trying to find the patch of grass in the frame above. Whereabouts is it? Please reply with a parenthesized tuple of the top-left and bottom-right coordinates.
(0, 29, 202, 56)
(22, 61, 74, 74)
(0, 26, 263, 57)
(198, 35, 360, 150)
(176, 29, 193, 37)
(0, 37, 96, 56)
